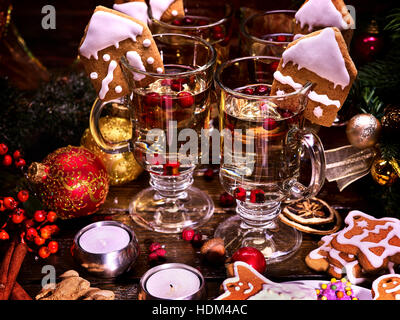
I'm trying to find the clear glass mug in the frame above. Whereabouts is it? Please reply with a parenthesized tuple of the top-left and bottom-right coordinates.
(148, 1, 234, 65)
(240, 10, 296, 57)
(89, 34, 216, 233)
(214, 56, 326, 263)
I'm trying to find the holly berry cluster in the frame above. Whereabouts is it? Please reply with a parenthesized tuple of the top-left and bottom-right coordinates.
(0, 190, 60, 259)
(0, 143, 26, 168)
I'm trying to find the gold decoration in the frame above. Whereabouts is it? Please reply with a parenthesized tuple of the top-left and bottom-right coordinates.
(81, 116, 142, 185)
(346, 114, 381, 149)
(371, 157, 398, 186)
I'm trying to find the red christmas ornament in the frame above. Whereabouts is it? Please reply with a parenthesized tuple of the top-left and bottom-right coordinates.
(352, 19, 384, 65)
(231, 246, 267, 274)
(27, 146, 109, 219)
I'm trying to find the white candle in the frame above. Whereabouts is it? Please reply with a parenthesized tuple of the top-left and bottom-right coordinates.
(145, 268, 201, 299)
(79, 225, 130, 254)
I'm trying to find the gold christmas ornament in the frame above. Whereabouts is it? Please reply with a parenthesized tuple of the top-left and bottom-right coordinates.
(370, 157, 398, 186)
(81, 116, 143, 185)
(346, 113, 381, 149)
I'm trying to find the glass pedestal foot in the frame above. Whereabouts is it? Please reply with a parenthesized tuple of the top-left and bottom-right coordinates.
(129, 186, 214, 233)
(214, 215, 302, 264)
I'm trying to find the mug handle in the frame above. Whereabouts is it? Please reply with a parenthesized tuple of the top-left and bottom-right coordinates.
(285, 128, 326, 200)
(89, 98, 132, 154)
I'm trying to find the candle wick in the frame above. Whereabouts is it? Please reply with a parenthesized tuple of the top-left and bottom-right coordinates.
(170, 284, 173, 288)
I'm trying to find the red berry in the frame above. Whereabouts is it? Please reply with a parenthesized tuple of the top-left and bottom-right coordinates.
(3, 155, 12, 166)
(182, 228, 195, 241)
(191, 232, 203, 247)
(219, 192, 235, 207)
(213, 32, 225, 40)
(15, 158, 26, 168)
(47, 225, 60, 235)
(243, 87, 254, 95)
(155, 248, 166, 258)
(26, 227, 38, 241)
(177, 92, 194, 108)
(0, 143, 8, 155)
(162, 162, 180, 176)
(198, 19, 209, 26)
(0, 229, 9, 240)
(40, 226, 51, 239)
(24, 218, 35, 230)
(231, 247, 267, 274)
(212, 25, 223, 34)
(250, 189, 265, 203)
(46, 211, 57, 223)
(263, 118, 278, 131)
(276, 35, 287, 42)
(34, 210, 47, 223)
(148, 251, 159, 262)
(3, 197, 17, 210)
(144, 92, 160, 107)
(203, 168, 214, 181)
(48, 241, 59, 254)
(17, 190, 29, 203)
(0, 200, 5, 212)
(270, 61, 279, 72)
(38, 246, 51, 259)
(12, 208, 26, 224)
(161, 79, 172, 86)
(183, 17, 194, 25)
(149, 242, 162, 252)
(172, 19, 183, 26)
(13, 150, 22, 160)
(233, 187, 246, 201)
(34, 236, 46, 246)
(171, 79, 184, 92)
(255, 85, 270, 95)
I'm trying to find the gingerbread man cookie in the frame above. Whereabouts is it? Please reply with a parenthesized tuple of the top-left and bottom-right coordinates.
(149, 0, 185, 22)
(331, 210, 400, 273)
(113, 0, 149, 25)
(271, 27, 357, 127)
(372, 274, 400, 300)
(215, 261, 317, 300)
(293, 0, 355, 46)
(79, 6, 164, 102)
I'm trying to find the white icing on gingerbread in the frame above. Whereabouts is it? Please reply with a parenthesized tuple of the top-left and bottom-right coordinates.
(308, 91, 341, 108)
(115, 85, 123, 93)
(143, 39, 151, 48)
(293, 34, 305, 40)
(243, 283, 254, 295)
(99, 60, 118, 100)
(90, 72, 98, 79)
(113, 2, 149, 25)
(172, 10, 178, 16)
(103, 54, 110, 61)
(79, 10, 144, 60)
(248, 282, 317, 300)
(308, 233, 335, 260)
(336, 210, 400, 269)
(295, 0, 350, 31)
(273, 71, 303, 90)
(282, 28, 350, 90)
(147, 57, 155, 64)
(149, 0, 175, 20)
(372, 274, 400, 300)
(126, 51, 146, 81)
(313, 106, 323, 118)
(156, 67, 163, 74)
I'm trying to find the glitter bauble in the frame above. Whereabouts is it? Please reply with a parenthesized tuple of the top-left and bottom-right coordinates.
(81, 116, 143, 185)
(28, 146, 109, 219)
(346, 114, 381, 149)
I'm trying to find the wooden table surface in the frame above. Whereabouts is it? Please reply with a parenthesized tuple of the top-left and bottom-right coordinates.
(16, 125, 377, 300)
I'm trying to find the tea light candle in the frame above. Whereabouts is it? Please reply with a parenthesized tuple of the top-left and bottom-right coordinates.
(140, 263, 205, 300)
(79, 225, 130, 254)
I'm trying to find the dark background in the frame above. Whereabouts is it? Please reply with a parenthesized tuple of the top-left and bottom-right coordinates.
(11, 0, 396, 69)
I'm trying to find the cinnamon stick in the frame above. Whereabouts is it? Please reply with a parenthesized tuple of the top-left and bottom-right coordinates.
(0, 239, 16, 293)
(10, 282, 32, 300)
(0, 241, 28, 300)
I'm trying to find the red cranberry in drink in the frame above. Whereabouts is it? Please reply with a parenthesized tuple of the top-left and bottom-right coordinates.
(213, 32, 225, 40)
(163, 162, 180, 176)
(144, 92, 160, 107)
(183, 17, 194, 25)
(276, 35, 287, 42)
(233, 187, 246, 201)
(161, 79, 173, 86)
(243, 87, 254, 95)
(270, 61, 279, 72)
(171, 79, 185, 92)
(177, 92, 194, 108)
(172, 19, 183, 26)
(263, 118, 278, 131)
(198, 19, 208, 26)
(250, 189, 265, 203)
(255, 85, 270, 95)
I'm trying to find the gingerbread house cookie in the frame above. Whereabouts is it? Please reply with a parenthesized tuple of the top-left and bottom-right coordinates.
(294, 0, 355, 46)
(113, 0, 149, 24)
(149, 0, 185, 22)
(79, 6, 164, 102)
(372, 274, 400, 300)
(215, 261, 317, 300)
(271, 27, 357, 127)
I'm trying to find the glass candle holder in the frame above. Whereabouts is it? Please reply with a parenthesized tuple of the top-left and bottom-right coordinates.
(214, 56, 326, 263)
(148, 1, 234, 64)
(240, 10, 296, 57)
(90, 34, 216, 233)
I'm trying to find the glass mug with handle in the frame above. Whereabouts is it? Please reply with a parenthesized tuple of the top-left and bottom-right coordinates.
(90, 33, 216, 233)
(214, 56, 326, 263)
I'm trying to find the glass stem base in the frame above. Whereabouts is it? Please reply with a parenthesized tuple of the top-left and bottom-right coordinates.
(215, 201, 302, 264)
